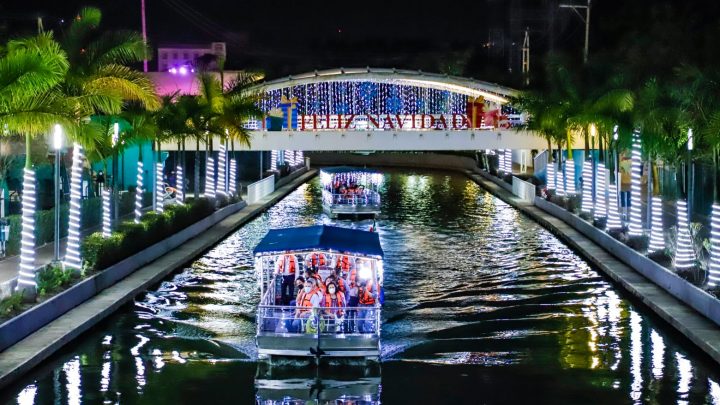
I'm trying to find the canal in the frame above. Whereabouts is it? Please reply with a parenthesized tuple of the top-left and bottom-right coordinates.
(3, 169, 720, 404)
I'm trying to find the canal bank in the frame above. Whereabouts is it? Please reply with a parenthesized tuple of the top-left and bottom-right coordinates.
(0, 169, 317, 391)
(467, 169, 720, 366)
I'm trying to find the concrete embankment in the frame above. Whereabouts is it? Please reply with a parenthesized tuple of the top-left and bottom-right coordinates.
(466, 169, 720, 366)
(0, 169, 317, 390)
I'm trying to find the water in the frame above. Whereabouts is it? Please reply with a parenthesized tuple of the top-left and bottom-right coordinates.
(3, 170, 720, 404)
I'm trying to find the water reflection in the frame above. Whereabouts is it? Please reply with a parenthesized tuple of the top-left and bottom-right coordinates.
(3, 170, 720, 404)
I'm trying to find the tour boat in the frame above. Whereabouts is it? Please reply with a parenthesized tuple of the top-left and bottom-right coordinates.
(254, 225, 384, 361)
(320, 167, 382, 218)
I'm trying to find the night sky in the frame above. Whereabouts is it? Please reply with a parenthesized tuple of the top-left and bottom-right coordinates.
(2, 0, 718, 84)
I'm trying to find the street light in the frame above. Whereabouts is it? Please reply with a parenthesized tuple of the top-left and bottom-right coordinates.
(52, 124, 63, 263)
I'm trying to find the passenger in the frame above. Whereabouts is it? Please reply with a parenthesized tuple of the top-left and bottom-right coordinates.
(357, 280, 378, 333)
(307, 268, 325, 293)
(323, 281, 346, 333)
(345, 273, 359, 333)
(326, 268, 347, 294)
(292, 278, 323, 333)
(288, 276, 305, 306)
(276, 253, 298, 305)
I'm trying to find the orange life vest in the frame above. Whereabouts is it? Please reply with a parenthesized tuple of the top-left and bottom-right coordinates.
(323, 291, 346, 308)
(297, 288, 320, 313)
(278, 255, 297, 274)
(359, 288, 375, 305)
(337, 255, 351, 272)
(309, 253, 327, 267)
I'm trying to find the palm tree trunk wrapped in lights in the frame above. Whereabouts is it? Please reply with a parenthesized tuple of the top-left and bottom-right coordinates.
(216, 143, 227, 196)
(675, 199, 696, 269)
(606, 182, 623, 230)
(284, 150, 293, 167)
(17, 168, 37, 291)
(64, 144, 84, 270)
(504, 149, 512, 173)
(546, 158, 556, 191)
(297, 150, 304, 167)
(648, 196, 665, 252)
(155, 162, 164, 213)
(134, 161, 144, 224)
(594, 163, 607, 220)
(581, 160, 593, 213)
(556, 162, 566, 197)
(709, 203, 720, 287)
(102, 189, 111, 237)
(204, 157, 216, 199)
(629, 131, 643, 235)
(229, 159, 237, 195)
(270, 150, 278, 171)
(565, 159, 576, 194)
(175, 165, 184, 203)
(497, 149, 505, 174)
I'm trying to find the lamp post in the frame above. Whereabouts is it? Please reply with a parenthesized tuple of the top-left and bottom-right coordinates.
(52, 124, 63, 263)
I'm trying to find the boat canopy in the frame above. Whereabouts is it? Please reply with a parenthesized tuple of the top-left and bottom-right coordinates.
(253, 225, 384, 258)
(320, 166, 380, 174)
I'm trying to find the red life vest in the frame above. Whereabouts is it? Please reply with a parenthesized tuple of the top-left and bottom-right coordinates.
(297, 288, 320, 313)
(323, 291, 346, 308)
(312, 273, 326, 292)
(309, 253, 327, 267)
(278, 255, 297, 274)
(338, 255, 351, 272)
(359, 288, 375, 305)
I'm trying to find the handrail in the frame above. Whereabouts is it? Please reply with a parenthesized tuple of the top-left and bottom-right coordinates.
(247, 175, 275, 203)
(322, 190, 381, 206)
(257, 304, 381, 335)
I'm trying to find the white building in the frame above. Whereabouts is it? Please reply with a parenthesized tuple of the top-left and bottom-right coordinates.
(157, 42, 226, 72)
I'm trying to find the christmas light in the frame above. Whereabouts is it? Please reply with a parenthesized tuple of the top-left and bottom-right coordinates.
(297, 150, 305, 167)
(594, 163, 607, 220)
(675, 199, 696, 269)
(648, 196, 665, 252)
(606, 182, 622, 230)
(205, 157, 215, 199)
(629, 131, 643, 236)
(582, 160, 593, 213)
(284, 150, 293, 167)
(504, 149, 512, 173)
(556, 162, 566, 197)
(270, 150, 278, 171)
(229, 159, 237, 195)
(17, 168, 37, 289)
(497, 149, 505, 174)
(134, 161, 144, 224)
(546, 158, 556, 190)
(175, 165, 184, 203)
(102, 189, 111, 237)
(64, 143, 83, 270)
(155, 162, 164, 213)
(216, 144, 227, 196)
(565, 159, 576, 195)
(708, 204, 720, 287)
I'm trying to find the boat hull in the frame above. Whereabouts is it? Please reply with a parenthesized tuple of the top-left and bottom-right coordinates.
(257, 333, 380, 359)
(322, 203, 380, 218)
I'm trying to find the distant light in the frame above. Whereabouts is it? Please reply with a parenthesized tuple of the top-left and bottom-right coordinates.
(53, 124, 63, 150)
(112, 122, 119, 146)
(687, 128, 694, 151)
(613, 125, 619, 141)
(178, 66, 188, 75)
(168, 67, 177, 74)
(628, 131, 643, 236)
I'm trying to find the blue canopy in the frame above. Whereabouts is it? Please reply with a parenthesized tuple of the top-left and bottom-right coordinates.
(320, 166, 380, 174)
(253, 225, 384, 258)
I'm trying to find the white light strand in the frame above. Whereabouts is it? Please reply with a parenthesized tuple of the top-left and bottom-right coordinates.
(64, 143, 83, 270)
(297, 150, 305, 167)
(498, 149, 505, 174)
(134, 161, 144, 224)
(175, 165, 184, 203)
(629, 131, 643, 235)
(556, 161, 566, 197)
(504, 149, 512, 173)
(709, 203, 720, 287)
(582, 160, 593, 213)
(284, 150, 293, 167)
(594, 163, 607, 220)
(648, 196, 665, 253)
(229, 159, 237, 195)
(546, 158, 556, 190)
(566, 159, 576, 195)
(17, 168, 37, 289)
(606, 182, 622, 230)
(675, 199, 696, 269)
(155, 162, 164, 213)
(204, 157, 216, 199)
(102, 189, 111, 237)
(270, 150, 278, 171)
(216, 144, 227, 196)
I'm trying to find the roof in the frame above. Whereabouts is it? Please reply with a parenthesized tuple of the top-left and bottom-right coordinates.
(253, 225, 383, 258)
(320, 166, 380, 174)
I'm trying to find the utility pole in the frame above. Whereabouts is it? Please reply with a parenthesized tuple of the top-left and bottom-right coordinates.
(521, 27, 530, 86)
(140, 0, 148, 72)
(559, 0, 591, 64)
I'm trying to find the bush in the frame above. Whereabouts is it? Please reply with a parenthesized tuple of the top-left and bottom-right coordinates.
(648, 249, 672, 267)
(81, 198, 215, 271)
(593, 217, 607, 230)
(36, 264, 79, 297)
(626, 234, 649, 252)
(0, 292, 25, 319)
(566, 195, 581, 213)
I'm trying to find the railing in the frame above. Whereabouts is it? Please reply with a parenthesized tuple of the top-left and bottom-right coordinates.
(321, 190, 381, 206)
(534, 149, 548, 177)
(247, 175, 275, 204)
(257, 305, 381, 336)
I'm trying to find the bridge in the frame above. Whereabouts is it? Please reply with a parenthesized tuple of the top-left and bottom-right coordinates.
(150, 68, 582, 151)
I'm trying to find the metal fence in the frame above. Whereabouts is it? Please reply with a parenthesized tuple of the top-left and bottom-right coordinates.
(321, 190, 381, 207)
(257, 305, 381, 335)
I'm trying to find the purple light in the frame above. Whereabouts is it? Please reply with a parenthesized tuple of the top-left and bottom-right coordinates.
(169, 67, 177, 74)
(179, 66, 188, 75)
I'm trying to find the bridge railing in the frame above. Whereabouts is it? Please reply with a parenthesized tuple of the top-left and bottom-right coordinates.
(534, 149, 548, 178)
(247, 175, 275, 204)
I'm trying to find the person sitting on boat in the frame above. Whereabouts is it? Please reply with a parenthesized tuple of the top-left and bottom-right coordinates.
(288, 276, 305, 306)
(275, 253, 298, 305)
(305, 268, 326, 293)
(323, 281, 346, 333)
(324, 268, 346, 294)
(305, 252, 328, 271)
(292, 278, 323, 333)
(357, 280, 378, 333)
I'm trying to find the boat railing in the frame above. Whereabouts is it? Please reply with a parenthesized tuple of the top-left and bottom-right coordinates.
(321, 190, 381, 206)
(257, 304, 381, 336)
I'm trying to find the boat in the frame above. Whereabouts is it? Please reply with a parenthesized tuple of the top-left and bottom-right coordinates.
(254, 225, 384, 361)
(320, 167, 382, 218)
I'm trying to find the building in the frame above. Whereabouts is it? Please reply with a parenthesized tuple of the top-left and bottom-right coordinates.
(156, 42, 226, 72)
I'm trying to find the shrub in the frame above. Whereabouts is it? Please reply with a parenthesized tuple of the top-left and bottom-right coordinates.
(593, 217, 607, 230)
(36, 264, 79, 297)
(626, 234, 649, 252)
(566, 195, 581, 213)
(579, 211, 593, 221)
(0, 292, 25, 319)
(648, 249, 672, 268)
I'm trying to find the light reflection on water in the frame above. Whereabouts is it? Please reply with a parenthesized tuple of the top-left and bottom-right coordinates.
(3, 170, 720, 404)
